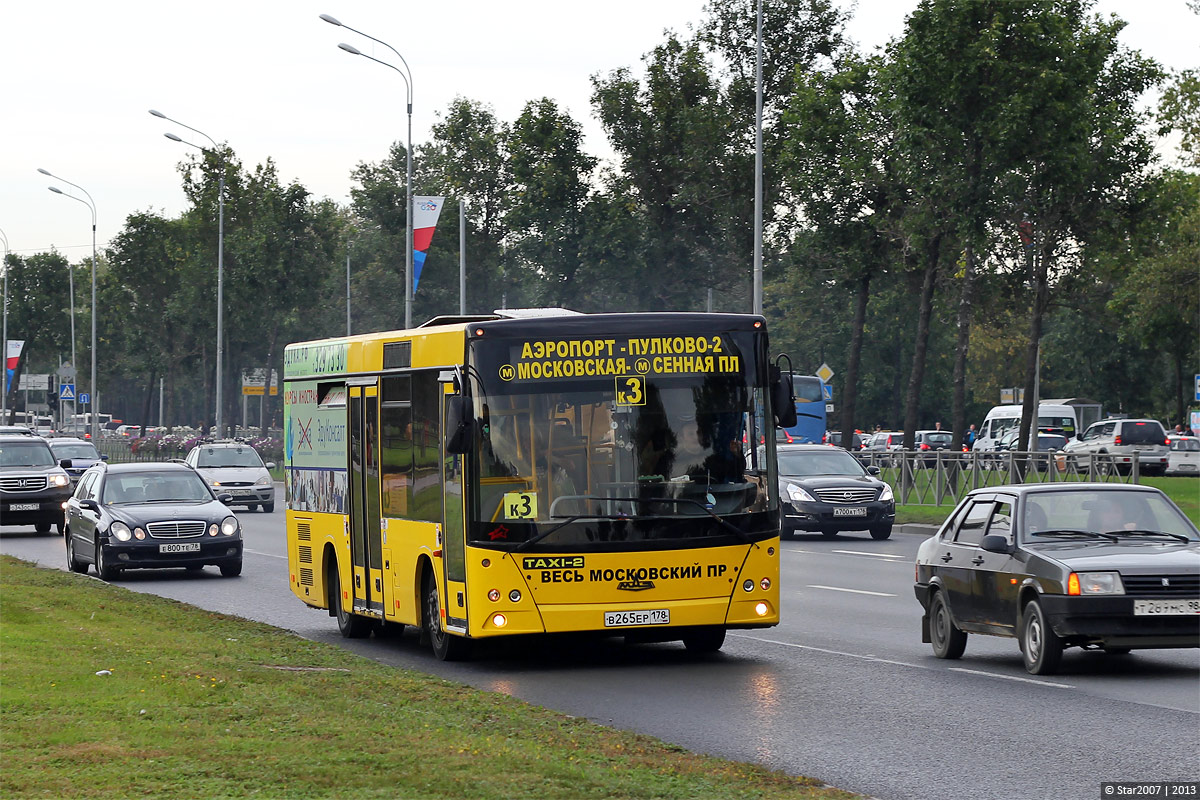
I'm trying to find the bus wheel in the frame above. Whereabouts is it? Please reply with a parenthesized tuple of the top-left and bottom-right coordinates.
(682, 627, 726, 653)
(329, 563, 371, 639)
(423, 572, 472, 661)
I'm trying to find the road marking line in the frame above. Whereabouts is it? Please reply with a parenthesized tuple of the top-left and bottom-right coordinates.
(805, 584, 897, 597)
(831, 549, 907, 559)
(244, 549, 286, 559)
(949, 667, 1072, 689)
(731, 634, 921, 668)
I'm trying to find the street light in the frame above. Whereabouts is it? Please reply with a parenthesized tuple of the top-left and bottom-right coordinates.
(39, 169, 98, 442)
(0, 226, 9, 421)
(150, 109, 226, 436)
(321, 13, 415, 328)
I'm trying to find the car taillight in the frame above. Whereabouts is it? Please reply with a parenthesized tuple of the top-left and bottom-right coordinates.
(919, 443, 930, 451)
(1114, 435, 1122, 445)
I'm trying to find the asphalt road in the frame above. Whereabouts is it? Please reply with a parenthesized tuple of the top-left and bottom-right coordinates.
(3, 507, 1197, 800)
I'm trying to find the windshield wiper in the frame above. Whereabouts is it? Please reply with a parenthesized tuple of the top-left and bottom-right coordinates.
(515, 494, 755, 551)
(1106, 529, 1192, 543)
(1030, 529, 1120, 542)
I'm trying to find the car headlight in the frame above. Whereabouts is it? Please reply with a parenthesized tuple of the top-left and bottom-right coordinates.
(220, 516, 239, 536)
(51, 474, 70, 488)
(255, 475, 271, 487)
(1067, 571, 1125, 595)
(787, 484, 816, 503)
(110, 521, 133, 542)
(879, 483, 894, 502)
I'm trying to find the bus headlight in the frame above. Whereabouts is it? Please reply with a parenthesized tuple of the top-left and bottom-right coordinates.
(509, 589, 522, 603)
(492, 613, 508, 628)
(488, 589, 501, 602)
(743, 579, 754, 592)
(755, 602, 770, 617)
(760, 577, 771, 591)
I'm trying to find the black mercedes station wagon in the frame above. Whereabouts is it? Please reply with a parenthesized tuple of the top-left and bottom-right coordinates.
(64, 462, 243, 580)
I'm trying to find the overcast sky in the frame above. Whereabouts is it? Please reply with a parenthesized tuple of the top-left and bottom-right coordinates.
(2, 0, 1196, 259)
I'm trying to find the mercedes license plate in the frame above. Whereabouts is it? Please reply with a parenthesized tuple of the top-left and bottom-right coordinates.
(159, 542, 201, 554)
(10, 503, 40, 511)
(604, 609, 669, 628)
(1133, 599, 1199, 616)
(832, 507, 867, 517)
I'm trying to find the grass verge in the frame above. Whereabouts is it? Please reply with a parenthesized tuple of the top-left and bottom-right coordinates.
(0, 556, 857, 800)
(894, 475, 1199, 528)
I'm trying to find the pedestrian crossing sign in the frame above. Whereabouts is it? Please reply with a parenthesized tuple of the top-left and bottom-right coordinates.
(59, 383, 75, 401)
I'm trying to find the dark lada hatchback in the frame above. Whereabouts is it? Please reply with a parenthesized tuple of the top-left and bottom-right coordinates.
(64, 462, 243, 580)
(915, 483, 1199, 675)
(775, 444, 895, 540)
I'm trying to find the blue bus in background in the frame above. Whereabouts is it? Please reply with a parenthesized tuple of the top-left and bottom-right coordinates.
(780, 375, 827, 443)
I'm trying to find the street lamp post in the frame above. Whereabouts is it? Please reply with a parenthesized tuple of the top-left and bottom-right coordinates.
(39, 169, 98, 442)
(321, 13, 414, 328)
(346, 240, 353, 336)
(0, 227, 9, 421)
(150, 110, 226, 436)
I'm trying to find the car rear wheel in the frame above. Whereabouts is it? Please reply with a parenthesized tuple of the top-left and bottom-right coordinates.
(1021, 599, 1063, 675)
(930, 591, 967, 659)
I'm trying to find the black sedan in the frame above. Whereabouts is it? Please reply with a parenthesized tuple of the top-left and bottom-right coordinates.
(915, 484, 1199, 675)
(775, 444, 895, 540)
(64, 462, 243, 580)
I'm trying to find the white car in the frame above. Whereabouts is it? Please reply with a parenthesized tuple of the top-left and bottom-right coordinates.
(185, 441, 276, 512)
(1167, 435, 1200, 476)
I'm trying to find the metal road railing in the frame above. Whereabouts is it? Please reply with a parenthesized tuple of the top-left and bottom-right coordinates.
(854, 449, 1142, 507)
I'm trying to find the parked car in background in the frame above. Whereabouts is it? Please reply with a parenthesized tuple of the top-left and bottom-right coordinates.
(64, 461, 243, 580)
(47, 437, 108, 484)
(915, 483, 1199, 675)
(825, 431, 865, 450)
(1062, 418, 1170, 476)
(1166, 435, 1200, 476)
(991, 430, 1070, 471)
(0, 433, 72, 534)
(0, 425, 37, 437)
(774, 444, 895, 540)
(185, 440, 276, 512)
(913, 430, 956, 467)
(861, 431, 904, 466)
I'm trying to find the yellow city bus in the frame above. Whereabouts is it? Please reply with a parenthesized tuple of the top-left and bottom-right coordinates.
(283, 310, 796, 660)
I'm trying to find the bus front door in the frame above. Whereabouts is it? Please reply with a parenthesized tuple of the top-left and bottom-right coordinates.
(348, 382, 385, 618)
(441, 387, 468, 633)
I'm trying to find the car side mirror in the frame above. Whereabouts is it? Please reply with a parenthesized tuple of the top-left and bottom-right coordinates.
(866, 465, 881, 476)
(264, 461, 277, 469)
(980, 534, 1011, 554)
(79, 499, 100, 513)
(59, 459, 72, 469)
(217, 493, 234, 505)
(101, 454, 109, 461)
(445, 396, 474, 455)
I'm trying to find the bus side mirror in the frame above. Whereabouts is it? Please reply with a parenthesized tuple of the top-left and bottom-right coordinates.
(445, 396, 474, 455)
(770, 366, 797, 428)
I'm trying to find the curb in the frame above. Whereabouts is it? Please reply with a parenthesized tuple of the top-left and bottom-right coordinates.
(896, 523, 939, 537)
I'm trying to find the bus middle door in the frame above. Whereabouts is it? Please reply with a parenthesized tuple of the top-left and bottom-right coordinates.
(348, 381, 385, 619)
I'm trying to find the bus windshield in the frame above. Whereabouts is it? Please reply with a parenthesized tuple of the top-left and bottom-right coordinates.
(467, 326, 775, 550)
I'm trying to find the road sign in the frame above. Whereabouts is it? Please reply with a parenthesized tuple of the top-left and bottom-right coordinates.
(816, 362, 834, 383)
(56, 363, 77, 380)
(825, 403, 834, 413)
(822, 384, 833, 402)
(79, 392, 90, 405)
(59, 383, 76, 401)
(17, 373, 50, 391)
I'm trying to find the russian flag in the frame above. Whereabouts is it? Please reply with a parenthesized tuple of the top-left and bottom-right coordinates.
(412, 196, 445, 293)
